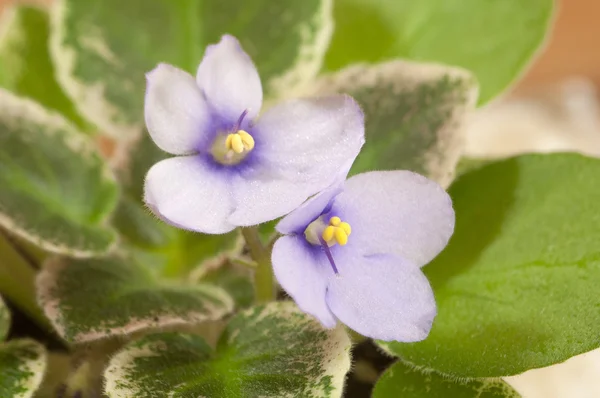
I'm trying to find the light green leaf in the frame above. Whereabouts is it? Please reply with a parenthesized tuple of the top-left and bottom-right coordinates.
(306, 60, 477, 186)
(0, 296, 9, 341)
(325, 0, 554, 104)
(381, 153, 600, 377)
(0, 89, 118, 257)
(0, 339, 46, 398)
(37, 255, 234, 343)
(105, 302, 351, 397)
(373, 361, 520, 398)
(0, 5, 89, 130)
(50, 0, 332, 137)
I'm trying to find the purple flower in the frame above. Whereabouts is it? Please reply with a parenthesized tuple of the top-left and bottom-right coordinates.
(272, 171, 455, 341)
(143, 35, 364, 234)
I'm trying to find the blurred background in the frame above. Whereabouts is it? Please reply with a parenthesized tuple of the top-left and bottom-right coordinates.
(0, 0, 597, 397)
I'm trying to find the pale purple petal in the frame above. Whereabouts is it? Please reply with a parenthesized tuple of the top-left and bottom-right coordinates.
(196, 35, 262, 121)
(253, 95, 364, 187)
(144, 156, 235, 234)
(331, 171, 455, 267)
(145, 64, 210, 155)
(326, 252, 436, 342)
(272, 236, 337, 328)
(227, 176, 318, 227)
(276, 182, 343, 235)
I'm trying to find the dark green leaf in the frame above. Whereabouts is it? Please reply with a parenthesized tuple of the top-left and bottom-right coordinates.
(381, 153, 600, 377)
(373, 360, 520, 398)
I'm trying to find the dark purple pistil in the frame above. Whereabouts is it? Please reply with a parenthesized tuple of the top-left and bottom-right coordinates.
(318, 236, 339, 274)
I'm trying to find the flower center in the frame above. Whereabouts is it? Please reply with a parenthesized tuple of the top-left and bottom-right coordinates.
(225, 130, 255, 154)
(211, 110, 255, 165)
(304, 216, 352, 247)
(322, 216, 352, 246)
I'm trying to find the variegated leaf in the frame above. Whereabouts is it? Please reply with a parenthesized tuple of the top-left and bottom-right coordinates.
(105, 302, 351, 397)
(37, 255, 234, 343)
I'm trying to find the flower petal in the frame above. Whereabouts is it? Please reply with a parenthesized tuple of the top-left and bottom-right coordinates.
(276, 182, 343, 235)
(326, 252, 436, 342)
(331, 171, 455, 267)
(196, 35, 262, 121)
(144, 156, 235, 234)
(253, 95, 364, 186)
(145, 64, 210, 155)
(272, 236, 337, 328)
(228, 176, 317, 227)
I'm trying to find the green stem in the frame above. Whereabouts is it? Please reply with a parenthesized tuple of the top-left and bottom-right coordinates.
(0, 233, 52, 331)
(241, 227, 274, 303)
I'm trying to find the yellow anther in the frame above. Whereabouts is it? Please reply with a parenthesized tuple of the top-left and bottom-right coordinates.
(225, 130, 255, 154)
(322, 226, 335, 242)
(320, 217, 352, 247)
(229, 134, 244, 153)
(238, 130, 255, 150)
(334, 228, 348, 246)
(339, 222, 351, 236)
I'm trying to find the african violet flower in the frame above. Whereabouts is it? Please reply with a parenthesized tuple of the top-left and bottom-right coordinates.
(272, 171, 455, 341)
(143, 35, 364, 234)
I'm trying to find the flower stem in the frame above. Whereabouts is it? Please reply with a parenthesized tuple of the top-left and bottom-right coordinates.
(0, 233, 52, 331)
(241, 227, 274, 303)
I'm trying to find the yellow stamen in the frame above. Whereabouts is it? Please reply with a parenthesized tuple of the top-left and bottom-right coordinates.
(225, 134, 233, 149)
(232, 134, 244, 153)
(321, 216, 352, 247)
(238, 130, 255, 150)
(334, 228, 348, 246)
(339, 222, 351, 236)
(225, 130, 254, 154)
(322, 226, 335, 242)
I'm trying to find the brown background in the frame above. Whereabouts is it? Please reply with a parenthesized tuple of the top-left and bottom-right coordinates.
(0, 0, 596, 93)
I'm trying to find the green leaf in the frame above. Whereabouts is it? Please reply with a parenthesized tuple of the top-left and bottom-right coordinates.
(105, 302, 351, 397)
(0, 339, 46, 398)
(307, 60, 477, 186)
(380, 153, 600, 377)
(373, 361, 520, 398)
(0, 6, 89, 130)
(37, 255, 234, 343)
(191, 256, 254, 308)
(0, 296, 9, 341)
(51, 0, 332, 137)
(0, 89, 118, 256)
(324, 0, 554, 104)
